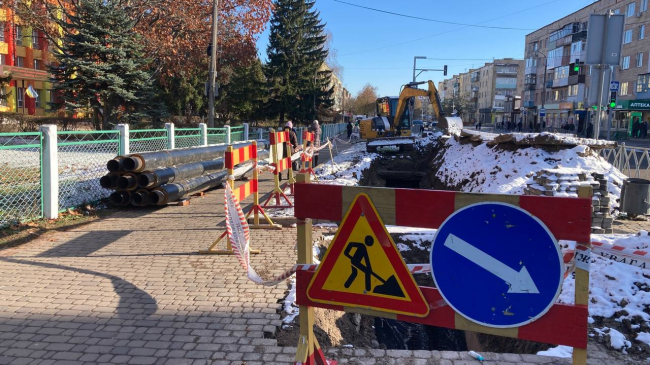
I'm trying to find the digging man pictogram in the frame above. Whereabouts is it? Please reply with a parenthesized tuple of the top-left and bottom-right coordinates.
(343, 235, 405, 298)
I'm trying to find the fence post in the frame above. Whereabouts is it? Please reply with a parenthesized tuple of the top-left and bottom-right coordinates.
(259, 128, 263, 140)
(117, 124, 129, 155)
(225, 125, 231, 145)
(199, 123, 208, 146)
(40, 125, 59, 220)
(165, 122, 175, 150)
(243, 123, 249, 141)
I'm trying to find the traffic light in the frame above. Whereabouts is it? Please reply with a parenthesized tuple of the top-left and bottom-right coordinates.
(444, 65, 448, 76)
(609, 91, 617, 108)
(592, 105, 598, 110)
(574, 59, 580, 72)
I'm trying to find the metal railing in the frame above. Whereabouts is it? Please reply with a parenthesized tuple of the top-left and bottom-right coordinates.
(599, 143, 650, 179)
(174, 128, 202, 149)
(207, 127, 227, 145)
(56, 131, 120, 212)
(130, 129, 168, 153)
(0, 132, 42, 227)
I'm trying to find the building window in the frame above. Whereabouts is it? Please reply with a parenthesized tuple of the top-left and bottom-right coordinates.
(33, 59, 41, 70)
(621, 82, 629, 95)
(625, 29, 633, 44)
(637, 74, 650, 93)
(568, 85, 577, 96)
(14, 26, 22, 46)
(16, 56, 24, 67)
(623, 55, 631, 69)
(641, 25, 646, 40)
(34, 89, 41, 108)
(638, 52, 644, 67)
(643, 0, 648, 12)
(17, 87, 23, 108)
(614, 8, 621, 14)
(31, 30, 39, 49)
(628, 2, 636, 17)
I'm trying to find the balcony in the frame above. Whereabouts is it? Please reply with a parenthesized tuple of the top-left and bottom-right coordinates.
(546, 80, 553, 88)
(553, 77, 569, 88)
(471, 76, 479, 82)
(568, 74, 586, 85)
(572, 31, 587, 42)
(525, 65, 537, 75)
(471, 86, 479, 92)
(526, 84, 536, 91)
(523, 101, 535, 108)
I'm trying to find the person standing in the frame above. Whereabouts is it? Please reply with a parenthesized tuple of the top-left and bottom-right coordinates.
(643, 120, 649, 139)
(347, 120, 353, 139)
(633, 117, 641, 138)
(280, 121, 298, 181)
(308, 120, 322, 166)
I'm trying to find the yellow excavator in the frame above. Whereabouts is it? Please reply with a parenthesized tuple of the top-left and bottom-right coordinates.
(359, 80, 460, 152)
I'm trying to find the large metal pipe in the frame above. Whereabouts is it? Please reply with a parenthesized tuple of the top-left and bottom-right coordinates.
(100, 173, 120, 189)
(109, 190, 131, 205)
(116, 172, 138, 191)
(130, 189, 150, 207)
(123, 140, 269, 173)
(147, 161, 257, 205)
(137, 149, 270, 189)
(106, 157, 126, 173)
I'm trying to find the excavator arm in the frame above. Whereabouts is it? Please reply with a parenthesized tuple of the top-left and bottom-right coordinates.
(392, 80, 445, 130)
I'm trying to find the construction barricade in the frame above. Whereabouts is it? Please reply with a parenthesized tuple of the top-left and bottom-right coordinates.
(292, 173, 592, 365)
(200, 141, 279, 255)
(300, 131, 318, 181)
(263, 129, 295, 209)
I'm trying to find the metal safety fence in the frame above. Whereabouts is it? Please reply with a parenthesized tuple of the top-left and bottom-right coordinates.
(599, 143, 650, 179)
(0, 132, 42, 227)
(0, 122, 346, 227)
(174, 128, 202, 149)
(130, 129, 168, 153)
(57, 131, 120, 211)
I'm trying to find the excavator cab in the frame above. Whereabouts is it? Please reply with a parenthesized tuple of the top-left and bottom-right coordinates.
(375, 97, 413, 137)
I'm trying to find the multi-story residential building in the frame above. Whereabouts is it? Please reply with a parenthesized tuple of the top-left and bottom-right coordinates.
(0, 8, 52, 115)
(440, 58, 524, 126)
(524, 0, 650, 137)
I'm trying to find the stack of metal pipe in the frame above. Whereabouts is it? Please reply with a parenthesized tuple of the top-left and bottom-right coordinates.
(101, 141, 269, 206)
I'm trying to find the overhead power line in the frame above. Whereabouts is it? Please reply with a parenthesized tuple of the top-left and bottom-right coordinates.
(339, 0, 563, 57)
(333, 0, 535, 31)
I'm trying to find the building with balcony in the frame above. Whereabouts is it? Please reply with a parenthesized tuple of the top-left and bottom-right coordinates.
(524, 0, 650, 136)
(0, 8, 52, 115)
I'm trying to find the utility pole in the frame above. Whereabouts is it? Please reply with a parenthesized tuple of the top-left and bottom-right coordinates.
(208, 0, 219, 128)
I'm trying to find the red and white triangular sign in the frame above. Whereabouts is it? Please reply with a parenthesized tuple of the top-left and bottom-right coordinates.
(307, 194, 429, 317)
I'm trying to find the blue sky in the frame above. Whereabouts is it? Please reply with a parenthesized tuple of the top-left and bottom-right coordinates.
(256, 0, 595, 97)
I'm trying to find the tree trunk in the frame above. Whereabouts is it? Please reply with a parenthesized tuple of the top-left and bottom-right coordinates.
(279, 110, 285, 126)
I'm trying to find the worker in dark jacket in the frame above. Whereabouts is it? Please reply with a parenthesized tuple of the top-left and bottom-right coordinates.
(347, 121, 353, 139)
(280, 121, 298, 181)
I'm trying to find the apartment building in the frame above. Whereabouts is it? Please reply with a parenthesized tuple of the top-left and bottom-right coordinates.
(0, 8, 52, 115)
(440, 58, 524, 126)
(524, 0, 650, 136)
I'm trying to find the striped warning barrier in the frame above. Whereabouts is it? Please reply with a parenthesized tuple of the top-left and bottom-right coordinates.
(292, 174, 592, 365)
(300, 131, 318, 180)
(263, 129, 295, 209)
(200, 141, 280, 255)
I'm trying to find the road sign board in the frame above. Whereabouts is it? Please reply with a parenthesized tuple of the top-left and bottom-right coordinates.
(307, 194, 429, 317)
(586, 14, 625, 65)
(539, 108, 546, 117)
(610, 81, 620, 92)
(430, 203, 563, 328)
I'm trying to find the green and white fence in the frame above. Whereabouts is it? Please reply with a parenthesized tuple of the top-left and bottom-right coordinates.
(0, 122, 347, 227)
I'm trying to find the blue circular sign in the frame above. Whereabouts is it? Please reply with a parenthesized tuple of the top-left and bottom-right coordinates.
(430, 203, 563, 328)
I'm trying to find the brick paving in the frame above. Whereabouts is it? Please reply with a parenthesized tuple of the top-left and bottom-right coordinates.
(0, 144, 637, 364)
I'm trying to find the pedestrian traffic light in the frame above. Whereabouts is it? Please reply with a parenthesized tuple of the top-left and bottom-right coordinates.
(592, 105, 598, 110)
(574, 59, 580, 72)
(609, 91, 617, 108)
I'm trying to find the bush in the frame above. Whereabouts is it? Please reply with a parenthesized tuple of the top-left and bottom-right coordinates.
(0, 112, 94, 132)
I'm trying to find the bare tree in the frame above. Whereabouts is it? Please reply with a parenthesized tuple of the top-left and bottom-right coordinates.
(354, 83, 378, 116)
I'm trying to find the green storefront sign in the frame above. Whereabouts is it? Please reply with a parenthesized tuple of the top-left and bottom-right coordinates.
(616, 99, 650, 110)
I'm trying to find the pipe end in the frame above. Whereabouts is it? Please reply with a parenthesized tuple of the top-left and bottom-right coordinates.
(147, 190, 166, 205)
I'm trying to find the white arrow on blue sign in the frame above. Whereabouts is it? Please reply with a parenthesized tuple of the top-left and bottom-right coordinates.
(430, 203, 563, 328)
(610, 81, 620, 92)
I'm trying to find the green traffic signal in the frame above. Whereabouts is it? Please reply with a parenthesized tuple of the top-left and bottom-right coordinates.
(610, 102, 616, 108)
(574, 65, 580, 72)
(592, 105, 598, 110)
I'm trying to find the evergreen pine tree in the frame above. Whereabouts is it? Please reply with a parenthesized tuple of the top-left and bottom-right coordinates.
(49, 0, 165, 129)
(218, 59, 269, 123)
(265, 0, 333, 125)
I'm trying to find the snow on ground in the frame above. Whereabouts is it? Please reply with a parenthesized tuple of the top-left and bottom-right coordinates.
(314, 140, 377, 186)
(436, 138, 626, 202)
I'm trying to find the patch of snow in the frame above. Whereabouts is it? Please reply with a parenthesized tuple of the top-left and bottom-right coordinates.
(436, 138, 626, 202)
(282, 276, 299, 324)
(637, 332, 650, 346)
(537, 345, 573, 358)
(594, 327, 631, 353)
(314, 141, 378, 186)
